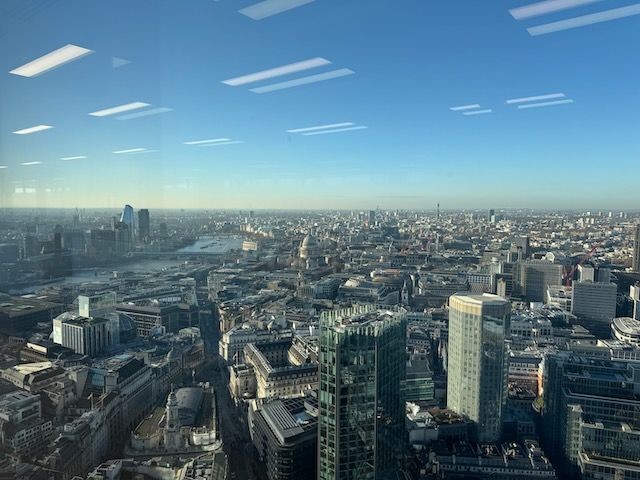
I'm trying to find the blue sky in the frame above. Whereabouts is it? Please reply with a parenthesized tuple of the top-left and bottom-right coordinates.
(0, 0, 639, 210)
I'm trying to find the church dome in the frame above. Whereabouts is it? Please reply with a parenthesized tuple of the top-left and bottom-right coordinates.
(299, 234, 318, 259)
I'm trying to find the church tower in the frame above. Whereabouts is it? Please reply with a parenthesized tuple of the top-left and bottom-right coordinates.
(164, 387, 181, 450)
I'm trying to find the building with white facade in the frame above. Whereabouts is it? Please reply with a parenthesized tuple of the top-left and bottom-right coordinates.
(447, 293, 511, 443)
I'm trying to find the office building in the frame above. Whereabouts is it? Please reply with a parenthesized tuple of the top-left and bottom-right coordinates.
(116, 301, 180, 337)
(514, 260, 564, 303)
(543, 353, 640, 478)
(577, 418, 640, 480)
(138, 209, 150, 242)
(428, 440, 556, 479)
(243, 339, 318, 399)
(404, 353, 435, 404)
(318, 305, 407, 480)
(546, 285, 572, 311)
(60, 316, 115, 357)
(0, 391, 54, 459)
(79, 292, 117, 318)
(114, 222, 132, 254)
(510, 236, 530, 261)
(577, 264, 595, 282)
(633, 224, 640, 272)
(90, 228, 116, 257)
(508, 351, 543, 394)
(447, 293, 510, 443)
(219, 325, 289, 364)
(571, 281, 617, 338)
(22, 234, 39, 258)
(249, 394, 318, 480)
(0, 294, 63, 336)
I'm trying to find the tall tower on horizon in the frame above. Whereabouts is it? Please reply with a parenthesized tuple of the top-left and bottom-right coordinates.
(138, 209, 150, 243)
(633, 224, 640, 272)
(120, 204, 135, 235)
(318, 306, 407, 480)
(447, 293, 510, 443)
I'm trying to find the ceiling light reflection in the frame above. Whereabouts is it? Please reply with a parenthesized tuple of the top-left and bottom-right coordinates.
(462, 109, 493, 116)
(184, 138, 231, 145)
(250, 68, 354, 94)
(222, 57, 330, 86)
(287, 123, 355, 133)
(507, 93, 565, 104)
(517, 99, 574, 109)
(239, 0, 316, 20)
(89, 102, 150, 117)
(527, 4, 640, 35)
(13, 125, 53, 135)
(10, 44, 93, 77)
(510, 0, 604, 20)
(302, 126, 368, 136)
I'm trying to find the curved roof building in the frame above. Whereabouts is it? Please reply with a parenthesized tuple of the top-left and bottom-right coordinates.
(612, 317, 640, 346)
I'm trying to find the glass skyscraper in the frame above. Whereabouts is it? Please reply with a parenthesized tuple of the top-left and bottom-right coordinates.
(120, 204, 135, 234)
(318, 305, 407, 480)
(138, 209, 150, 242)
(447, 293, 510, 443)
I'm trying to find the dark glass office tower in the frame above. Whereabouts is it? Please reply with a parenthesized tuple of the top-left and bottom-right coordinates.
(138, 209, 150, 242)
(318, 305, 407, 480)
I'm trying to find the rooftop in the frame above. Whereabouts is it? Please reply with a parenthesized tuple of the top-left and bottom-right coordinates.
(451, 293, 509, 306)
(613, 317, 640, 335)
(134, 407, 165, 438)
(259, 396, 317, 443)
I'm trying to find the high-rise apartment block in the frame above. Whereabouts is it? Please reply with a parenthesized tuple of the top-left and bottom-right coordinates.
(447, 293, 511, 443)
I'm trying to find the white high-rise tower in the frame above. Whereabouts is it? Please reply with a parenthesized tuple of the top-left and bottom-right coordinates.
(447, 293, 511, 443)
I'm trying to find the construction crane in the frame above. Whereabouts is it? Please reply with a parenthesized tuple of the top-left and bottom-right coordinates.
(563, 243, 600, 287)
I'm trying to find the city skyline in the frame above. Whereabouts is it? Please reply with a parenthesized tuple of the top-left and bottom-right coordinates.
(1, 0, 639, 209)
(1, 200, 639, 479)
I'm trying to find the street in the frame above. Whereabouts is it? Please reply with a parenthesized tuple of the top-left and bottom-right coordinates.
(195, 358, 260, 480)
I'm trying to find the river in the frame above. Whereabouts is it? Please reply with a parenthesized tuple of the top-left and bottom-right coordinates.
(13, 235, 244, 293)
